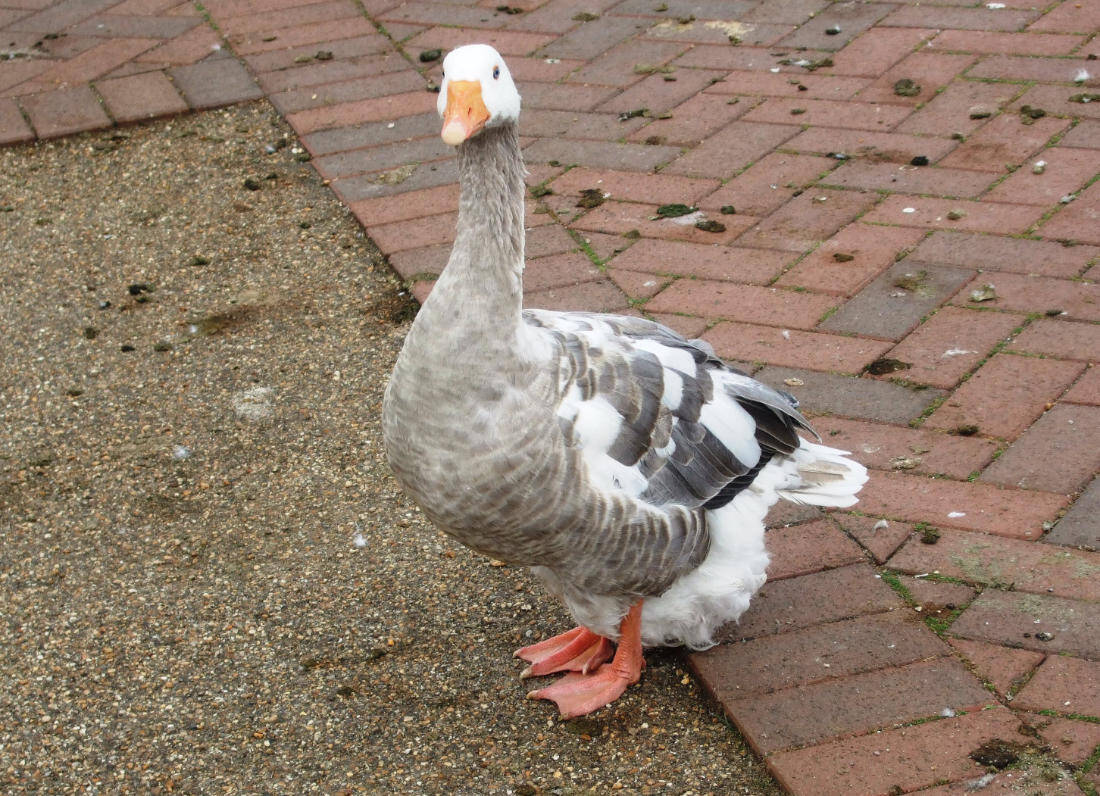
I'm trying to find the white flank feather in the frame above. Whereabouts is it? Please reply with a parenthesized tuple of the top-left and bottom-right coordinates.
(640, 495, 769, 648)
(639, 438, 867, 648)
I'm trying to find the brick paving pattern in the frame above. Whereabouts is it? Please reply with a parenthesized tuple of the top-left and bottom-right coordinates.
(3, 0, 1098, 792)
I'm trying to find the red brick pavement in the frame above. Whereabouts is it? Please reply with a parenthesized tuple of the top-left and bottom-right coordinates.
(3, 0, 1099, 792)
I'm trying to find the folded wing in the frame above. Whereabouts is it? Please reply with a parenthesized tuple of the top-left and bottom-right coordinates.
(524, 310, 817, 513)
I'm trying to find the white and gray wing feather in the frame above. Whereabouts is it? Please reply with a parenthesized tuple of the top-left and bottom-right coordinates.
(523, 309, 816, 512)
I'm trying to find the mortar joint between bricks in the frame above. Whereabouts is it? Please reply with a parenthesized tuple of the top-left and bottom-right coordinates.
(10, 100, 35, 139)
(88, 84, 118, 129)
(1003, 658, 1044, 703)
(190, 1, 222, 34)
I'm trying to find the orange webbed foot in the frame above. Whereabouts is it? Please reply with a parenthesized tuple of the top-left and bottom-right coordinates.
(526, 664, 640, 719)
(525, 601, 645, 719)
(514, 626, 613, 678)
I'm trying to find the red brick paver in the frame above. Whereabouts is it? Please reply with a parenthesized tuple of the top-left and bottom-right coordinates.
(94, 69, 187, 121)
(947, 638, 1044, 698)
(858, 470, 1068, 539)
(768, 708, 1026, 796)
(924, 353, 1086, 440)
(0, 0, 222, 132)
(909, 230, 1099, 279)
(980, 403, 1100, 493)
(1040, 717, 1100, 766)
(775, 223, 924, 296)
(731, 657, 994, 755)
(890, 527, 1100, 601)
(876, 306, 1020, 389)
(1011, 318, 1100, 361)
(951, 590, 1100, 659)
(1065, 367, 1100, 406)
(0, 96, 33, 143)
(4, 0, 1099, 792)
(807, 415, 998, 480)
(835, 514, 913, 565)
(1014, 656, 1100, 718)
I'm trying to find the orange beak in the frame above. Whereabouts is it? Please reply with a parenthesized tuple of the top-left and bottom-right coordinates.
(441, 80, 490, 145)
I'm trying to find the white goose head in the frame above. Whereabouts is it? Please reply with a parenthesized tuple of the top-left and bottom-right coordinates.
(438, 44, 521, 146)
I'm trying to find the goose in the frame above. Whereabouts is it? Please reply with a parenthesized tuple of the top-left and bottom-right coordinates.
(380, 44, 868, 719)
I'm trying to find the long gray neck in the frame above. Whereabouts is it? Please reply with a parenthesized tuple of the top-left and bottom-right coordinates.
(456, 123, 525, 269)
(399, 123, 528, 369)
(421, 124, 525, 328)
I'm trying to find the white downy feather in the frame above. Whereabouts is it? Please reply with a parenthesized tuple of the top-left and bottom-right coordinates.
(639, 439, 867, 649)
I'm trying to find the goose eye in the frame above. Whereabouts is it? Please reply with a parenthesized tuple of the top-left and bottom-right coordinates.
(492, 66, 500, 79)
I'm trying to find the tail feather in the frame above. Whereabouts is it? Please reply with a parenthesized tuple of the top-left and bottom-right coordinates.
(777, 441, 868, 508)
